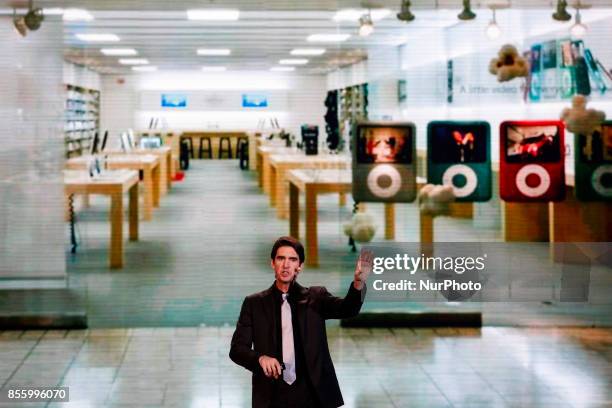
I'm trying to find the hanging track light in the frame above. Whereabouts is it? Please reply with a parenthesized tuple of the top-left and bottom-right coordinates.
(486, 8, 501, 39)
(397, 0, 415, 22)
(458, 0, 476, 21)
(552, 0, 572, 21)
(570, 1, 590, 39)
(359, 11, 374, 36)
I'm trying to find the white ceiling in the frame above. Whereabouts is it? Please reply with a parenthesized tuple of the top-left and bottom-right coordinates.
(3, 0, 612, 74)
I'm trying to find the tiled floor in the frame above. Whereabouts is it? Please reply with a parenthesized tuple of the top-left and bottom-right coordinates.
(0, 327, 611, 407)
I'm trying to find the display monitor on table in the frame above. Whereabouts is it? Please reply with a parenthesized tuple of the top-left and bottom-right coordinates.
(90, 131, 100, 155)
(100, 130, 109, 152)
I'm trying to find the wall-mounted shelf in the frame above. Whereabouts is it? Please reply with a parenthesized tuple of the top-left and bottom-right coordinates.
(64, 84, 100, 158)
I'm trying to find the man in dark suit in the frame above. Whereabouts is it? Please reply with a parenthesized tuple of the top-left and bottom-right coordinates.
(230, 236, 373, 408)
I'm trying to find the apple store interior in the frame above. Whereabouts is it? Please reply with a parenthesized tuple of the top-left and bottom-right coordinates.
(0, 0, 611, 406)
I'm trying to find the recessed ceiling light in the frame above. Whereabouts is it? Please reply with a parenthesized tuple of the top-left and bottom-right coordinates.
(333, 8, 390, 22)
(202, 66, 227, 72)
(132, 66, 157, 72)
(197, 48, 231, 56)
(279, 59, 309, 65)
(307, 34, 350, 43)
(186, 9, 240, 21)
(63, 8, 94, 21)
(101, 48, 138, 56)
(270, 66, 295, 72)
(290, 48, 326, 56)
(119, 58, 149, 65)
(76, 33, 119, 42)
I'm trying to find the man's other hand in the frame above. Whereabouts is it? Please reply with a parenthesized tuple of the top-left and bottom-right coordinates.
(258, 355, 282, 379)
(354, 248, 374, 290)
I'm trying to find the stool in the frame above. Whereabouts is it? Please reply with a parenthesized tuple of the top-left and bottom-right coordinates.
(199, 136, 213, 159)
(235, 136, 249, 157)
(182, 136, 194, 158)
(239, 139, 249, 170)
(219, 136, 233, 159)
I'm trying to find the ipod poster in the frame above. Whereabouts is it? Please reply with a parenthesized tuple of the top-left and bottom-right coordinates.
(500, 121, 565, 202)
(427, 121, 491, 202)
(353, 122, 417, 203)
(575, 122, 612, 201)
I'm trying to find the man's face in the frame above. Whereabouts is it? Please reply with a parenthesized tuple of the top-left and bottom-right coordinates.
(271, 246, 302, 286)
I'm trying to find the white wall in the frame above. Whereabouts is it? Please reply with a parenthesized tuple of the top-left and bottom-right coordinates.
(100, 71, 327, 141)
(0, 16, 66, 281)
(63, 62, 100, 90)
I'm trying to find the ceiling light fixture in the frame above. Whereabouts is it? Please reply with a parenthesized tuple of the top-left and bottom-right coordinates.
(485, 8, 501, 39)
(186, 9, 240, 21)
(290, 48, 326, 56)
(101, 48, 138, 56)
(119, 58, 149, 65)
(201, 66, 227, 72)
(359, 11, 374, 36)
(552, 0, 572, 21)
(279, 59, 309, 65)
(307, 34, 351, 43)
(270, 66, 295, 72)
(22, 0, 43, 31)
(62, 8, 93, 21)
(458, 0, 476, 21)
(570, 2, 589, 39)
(42, 8, 64, 16)
(397, 0, 415, 22)
(197, 48, 231, 56)
(13, 9, 27, 37)
(132, 66, 157, 72)
(76, 33, 120, 42)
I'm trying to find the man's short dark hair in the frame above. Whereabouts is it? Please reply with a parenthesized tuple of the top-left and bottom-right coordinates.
(271, 236, 305, 264)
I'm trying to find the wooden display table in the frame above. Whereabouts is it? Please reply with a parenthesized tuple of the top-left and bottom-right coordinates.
(66, 155, 161, 221)
(269, 154, 351, 219)
(106, 147, 172, 195)
(256, 145, 295, 193)
(64, 170, 139, 269)
(287, 169, 396, 267)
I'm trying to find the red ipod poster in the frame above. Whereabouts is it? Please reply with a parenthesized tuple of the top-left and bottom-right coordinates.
(500, 121, 565, 202)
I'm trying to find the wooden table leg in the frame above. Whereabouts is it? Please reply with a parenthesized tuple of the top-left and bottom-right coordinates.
(277, 168, 289, 219)
(289, 182, 300, 239)
(152, 165, 160, 208)
(143, 168, 153, 221)
(257, 152, 263, 186)
(305, 186, 318, 267)
(420, 213, 433, 258)
(263, 155, 271, 194)
(269, 165, 277, 207)
(110, 192, 123, 269)
(385, 203, 395, 240)
(129, 183, 139, 241)
(168, 153, 175, 181)
(339, 192, 346, 207)
(159, 153, 168, 196)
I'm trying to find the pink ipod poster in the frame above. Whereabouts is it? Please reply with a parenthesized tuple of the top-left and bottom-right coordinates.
(500, 121, 566, 202)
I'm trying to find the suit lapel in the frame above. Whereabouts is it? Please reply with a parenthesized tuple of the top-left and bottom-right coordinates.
(291, 282, 309, 343)
(262, 284, 278, 354)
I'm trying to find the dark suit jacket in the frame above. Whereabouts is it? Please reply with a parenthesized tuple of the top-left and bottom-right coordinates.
(229, 281, 365, 408)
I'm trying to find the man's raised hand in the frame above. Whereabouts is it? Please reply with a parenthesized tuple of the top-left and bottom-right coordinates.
(354, 248, 374, 290)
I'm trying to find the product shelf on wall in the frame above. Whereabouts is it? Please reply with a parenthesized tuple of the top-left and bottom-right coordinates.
(64, 84, 100, 158)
